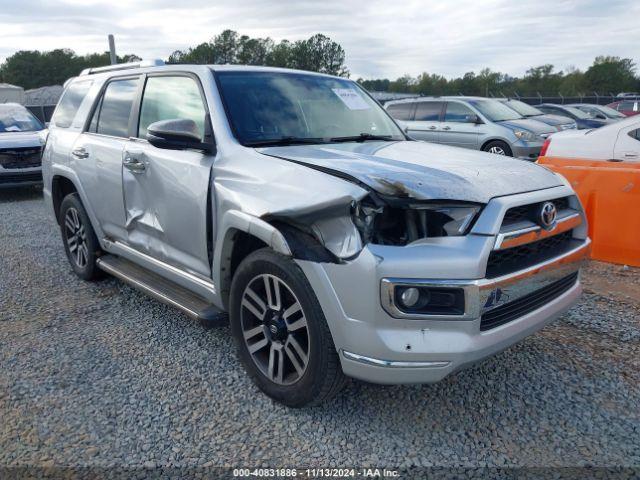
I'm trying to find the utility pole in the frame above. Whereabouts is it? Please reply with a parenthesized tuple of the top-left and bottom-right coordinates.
(108, 34, 117, 65)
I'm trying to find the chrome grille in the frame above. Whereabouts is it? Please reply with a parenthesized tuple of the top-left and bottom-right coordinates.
(480, 272, 578, 330)
(486, 231, 580, 279)
(0, 147, 43, 169)
(502, 196, 570, 227)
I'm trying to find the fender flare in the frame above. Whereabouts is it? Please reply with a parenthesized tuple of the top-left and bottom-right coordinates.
(50, 165, 107, 245)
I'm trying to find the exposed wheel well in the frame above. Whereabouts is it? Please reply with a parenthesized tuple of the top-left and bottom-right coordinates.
(220, 230, 268, 309)
(52, 176, 78, 224)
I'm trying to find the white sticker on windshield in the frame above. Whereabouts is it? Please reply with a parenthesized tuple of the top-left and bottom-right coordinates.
(332, 88, 370, 110)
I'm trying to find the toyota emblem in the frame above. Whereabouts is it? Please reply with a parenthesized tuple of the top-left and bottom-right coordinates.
(539, 202, 557, 230)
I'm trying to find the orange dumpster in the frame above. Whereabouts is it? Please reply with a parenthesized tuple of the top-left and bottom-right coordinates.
(537, 156, 640, 267)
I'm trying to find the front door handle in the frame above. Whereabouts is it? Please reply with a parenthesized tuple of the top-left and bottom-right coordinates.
(71, 147, 89, 159)
(123, 157, 146, 173)
(428, 126, 437, 130)
(442, 126, 451, 131)
(624, 152, 638, 159)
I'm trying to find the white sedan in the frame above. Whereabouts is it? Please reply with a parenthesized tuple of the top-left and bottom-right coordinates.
(541, 115, 640, 161)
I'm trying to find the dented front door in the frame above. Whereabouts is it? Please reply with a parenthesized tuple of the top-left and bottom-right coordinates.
(122, 137, 213, 277)
(121, 74, 216, 278)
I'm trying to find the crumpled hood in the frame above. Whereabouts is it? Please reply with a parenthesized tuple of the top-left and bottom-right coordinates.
(258, 141, 563, 204)
(0, 130, 45, 149)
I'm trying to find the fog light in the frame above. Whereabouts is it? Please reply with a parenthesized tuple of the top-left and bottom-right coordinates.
(388, 283, 466, 316)
(399, 287, 421, 308)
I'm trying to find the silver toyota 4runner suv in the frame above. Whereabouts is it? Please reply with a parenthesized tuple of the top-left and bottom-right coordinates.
(43, 61, 591, 407)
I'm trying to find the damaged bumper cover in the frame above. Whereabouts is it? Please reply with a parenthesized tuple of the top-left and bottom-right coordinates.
(297, 238, 589, 384)
(291, 184, 589, 384)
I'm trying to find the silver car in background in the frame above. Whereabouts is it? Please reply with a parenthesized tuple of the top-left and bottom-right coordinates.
(497, 98, 576, 131)
(0, 103, 47, 188)
(385, 96, 556, 160)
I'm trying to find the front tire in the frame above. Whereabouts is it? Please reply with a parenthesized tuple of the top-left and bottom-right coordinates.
(482, 140, 513, 157)
(229, 248, 345, 407)
(59, 193, 103, 281)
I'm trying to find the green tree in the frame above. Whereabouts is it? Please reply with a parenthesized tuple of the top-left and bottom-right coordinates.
(164, 30, 348, 76)
(584, 56, 637, 94)
(265, 40, 293, 68)
(0, 49, 139, 89)
(289, 34, 349, 76)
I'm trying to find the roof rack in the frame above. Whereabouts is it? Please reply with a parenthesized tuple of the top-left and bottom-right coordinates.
(79, 59, 165, 76)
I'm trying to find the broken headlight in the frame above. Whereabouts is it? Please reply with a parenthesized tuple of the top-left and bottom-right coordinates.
(420, 204, 481, 236)
(353, 201, 481, 245)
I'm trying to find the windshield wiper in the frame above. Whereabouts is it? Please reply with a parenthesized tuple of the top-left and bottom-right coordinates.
(245, 136, 326, 147)
(329, 133, 395, 143)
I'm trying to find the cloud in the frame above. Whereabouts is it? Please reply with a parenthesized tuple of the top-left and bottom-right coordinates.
(0, 0, 638, 79)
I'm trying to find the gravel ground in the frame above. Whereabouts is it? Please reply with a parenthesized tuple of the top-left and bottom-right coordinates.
(1, 187, 639, 474)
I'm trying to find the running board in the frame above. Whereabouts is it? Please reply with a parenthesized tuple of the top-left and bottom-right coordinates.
(96, 254, 227, 327)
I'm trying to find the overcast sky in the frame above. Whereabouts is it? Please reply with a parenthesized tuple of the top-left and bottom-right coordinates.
(1, 0, 638, 79)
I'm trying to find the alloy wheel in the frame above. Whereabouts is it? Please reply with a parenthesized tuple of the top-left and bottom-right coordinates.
(488, 146, 506, 155)
(240, 273, 310, 385)
(64, 207, 89, 269)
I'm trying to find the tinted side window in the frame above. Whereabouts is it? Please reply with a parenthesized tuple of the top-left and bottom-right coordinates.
(619, 102, 634, 110)
(629, 129, 640, 141)
(414, 102, 443, 121)
(138, 76, 207, 140)
(52, 81, 92, 128)
(92, 78, 138, 138)
(386, 103, 414, 121)
(445, 102, 474, 122)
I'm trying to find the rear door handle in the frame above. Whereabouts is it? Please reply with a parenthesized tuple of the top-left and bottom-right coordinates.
(71, 147, 89, 159)
(123, 157, 146, 173)
(624, 152, 638, 159)
(428, 126, 437, 130)
(442, 126, 451, 131)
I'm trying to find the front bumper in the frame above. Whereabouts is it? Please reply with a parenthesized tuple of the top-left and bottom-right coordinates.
(511, 141, 544, 161)
(0, 166, 43, 188)
(296, 186, 589, 385)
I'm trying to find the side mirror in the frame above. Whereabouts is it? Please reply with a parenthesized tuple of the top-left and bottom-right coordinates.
(467, 114, 481, 124)
(146, 119, 214, 153)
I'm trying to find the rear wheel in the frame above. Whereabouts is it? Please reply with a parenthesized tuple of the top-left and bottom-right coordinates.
(230, 248, 345, 407)
(59, 193, 103, 281)
(482, 140, 512, 157)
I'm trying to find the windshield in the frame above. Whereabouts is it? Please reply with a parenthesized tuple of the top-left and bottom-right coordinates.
(559, 105, 592, 119)
(468, 99, 523, 122)
(216, 71, 404, 146)
(502, 100, 543, 117)
(0, 105, 44, 133)
(596, 105, 626, 118)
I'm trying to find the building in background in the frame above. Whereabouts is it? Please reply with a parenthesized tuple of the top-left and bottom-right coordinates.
(0, 83, 25, 104)
(24, 85, 63, 124)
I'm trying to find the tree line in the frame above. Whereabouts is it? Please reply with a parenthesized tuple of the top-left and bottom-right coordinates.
(1, 29, 637, 97)
(0, 30, 348, 90)
(358, 56, 639, 97)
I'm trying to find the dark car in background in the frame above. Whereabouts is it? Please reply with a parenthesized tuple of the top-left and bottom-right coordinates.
(498, 98, 576, 131)
(0, 103, 46, 188)
(569, 103, 626, 121)
(606, 100, 639, 117)
(536, 104, 610, 129)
